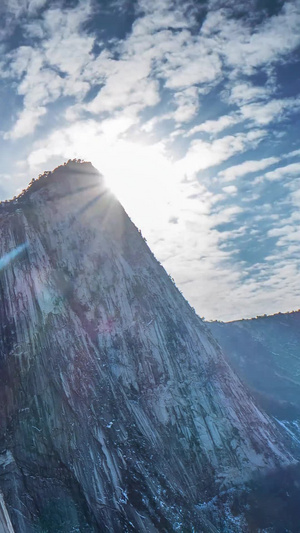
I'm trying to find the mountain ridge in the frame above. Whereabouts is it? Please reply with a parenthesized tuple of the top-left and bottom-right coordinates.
(208, 309, 300, 325)
(208, 311, 300, 456)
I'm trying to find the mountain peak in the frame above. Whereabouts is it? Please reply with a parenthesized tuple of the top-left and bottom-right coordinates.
(1, 159, 103, 211)
(0, 162, 296, 531)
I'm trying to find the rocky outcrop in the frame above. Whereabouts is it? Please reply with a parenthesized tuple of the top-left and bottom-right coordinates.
(0, 161, 294, 531)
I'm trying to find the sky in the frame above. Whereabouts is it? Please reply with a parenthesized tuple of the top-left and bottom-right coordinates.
(0, 0, 300, 321)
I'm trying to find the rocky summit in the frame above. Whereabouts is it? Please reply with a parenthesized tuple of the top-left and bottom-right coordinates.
(0, 161, 295, 532)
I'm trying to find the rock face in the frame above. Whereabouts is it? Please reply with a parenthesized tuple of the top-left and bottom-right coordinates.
(208, 312, 300, 456)
(0, 491, 14, 533)
(0, 161, 293, 531)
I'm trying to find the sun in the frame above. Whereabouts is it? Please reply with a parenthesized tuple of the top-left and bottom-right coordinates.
(92, 137, 182, 232)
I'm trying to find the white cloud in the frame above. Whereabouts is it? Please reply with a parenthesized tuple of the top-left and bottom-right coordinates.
(240, 96, 300, 126)
(219, 157, 279, 182)
(158, 41, 222, 89)
(268, 225, 295, 238)
(85, 10, 221, 117)
(4, 0, 214, 135)
(176, 129, 266, 179)
(268, 225, 300, 247)
(0, 0, 47, 18)
(290, 188, 300, 208)
(265, 162, 300, 181)
(4, 0, 300, 142)
(27, 0, 47, 14)
(284, 149, 300, 159)
(135, 0, 192, 32)
(227, 83, 271, 106)
(222, 185, 237, 195)
(86, 56, 159, 114)
(3, 1, 94, 138)
(5, 106, 46, 139)
(203, 1, 300, 74)
(186, 115, 240, 137)
(172, 87, 200, 123)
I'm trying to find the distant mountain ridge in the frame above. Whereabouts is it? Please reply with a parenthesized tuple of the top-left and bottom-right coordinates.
(208, 311, 300, 455)
(0, 161, 296, 531)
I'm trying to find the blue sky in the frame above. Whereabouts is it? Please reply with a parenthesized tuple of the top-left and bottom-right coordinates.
(0, 0, 300, 320)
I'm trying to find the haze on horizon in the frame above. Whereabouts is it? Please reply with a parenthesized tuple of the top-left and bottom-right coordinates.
(0, 0, 299, 321)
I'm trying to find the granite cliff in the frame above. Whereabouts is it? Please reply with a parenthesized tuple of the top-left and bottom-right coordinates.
(0, 161, 295, 531)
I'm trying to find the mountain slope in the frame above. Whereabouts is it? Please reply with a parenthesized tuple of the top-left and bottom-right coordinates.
(208, 312, 300, 455)
(0, 161, 294, 531)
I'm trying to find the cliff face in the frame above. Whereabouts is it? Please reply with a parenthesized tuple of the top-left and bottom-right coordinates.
(0, 492, 14, 533)
(208, 312, 300, 456)
(0, 162, 293, 531)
